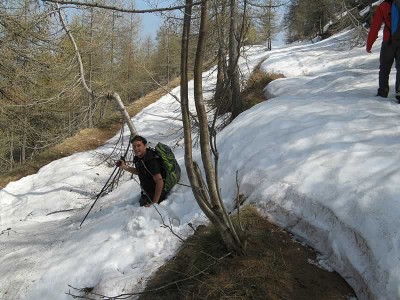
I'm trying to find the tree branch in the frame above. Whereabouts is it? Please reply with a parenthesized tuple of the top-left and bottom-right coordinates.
(247, 0, 290, 9)
(43, 0, 203, 14)
(54, 4, 138, 136)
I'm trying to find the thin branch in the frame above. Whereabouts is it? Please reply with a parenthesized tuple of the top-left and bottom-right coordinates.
(46, 208, 77, 216)
(235, 170, 244, 232)
(66, 252, 232, 299)
(55, 4, 94, 96)
(143, 66, 200, 129)
(43, 0, 203, 14)
(247, 0, 290, 9)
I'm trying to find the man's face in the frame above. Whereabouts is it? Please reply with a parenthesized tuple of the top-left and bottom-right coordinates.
(133, 140, 146, 158)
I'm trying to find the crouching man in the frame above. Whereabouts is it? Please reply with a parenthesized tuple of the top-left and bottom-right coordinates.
(118, 135, 166, 207)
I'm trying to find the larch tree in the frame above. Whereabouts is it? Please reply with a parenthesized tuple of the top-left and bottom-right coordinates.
(0, 0, 77, 173)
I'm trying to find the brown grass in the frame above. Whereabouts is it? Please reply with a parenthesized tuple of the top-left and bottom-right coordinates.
(138, 206, 355, 300)
(241, 64, 285, 110)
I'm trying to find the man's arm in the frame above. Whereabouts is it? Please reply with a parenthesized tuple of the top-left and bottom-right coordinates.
(151, 173, 164, 205)
(118, 160, 139, 175)
(367, 5, 384, 52)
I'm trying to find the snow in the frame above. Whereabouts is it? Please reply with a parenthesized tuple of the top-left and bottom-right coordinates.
(1, 29, 400, 300)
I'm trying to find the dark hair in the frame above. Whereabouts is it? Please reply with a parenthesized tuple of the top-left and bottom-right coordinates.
(130, 135, 147, 145)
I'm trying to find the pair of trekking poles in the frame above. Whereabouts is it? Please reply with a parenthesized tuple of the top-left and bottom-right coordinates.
(79, 139, 132, 227)
(79, 142, 190, 228)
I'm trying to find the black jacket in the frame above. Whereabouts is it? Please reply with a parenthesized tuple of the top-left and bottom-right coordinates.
(134, 149, 163, 197)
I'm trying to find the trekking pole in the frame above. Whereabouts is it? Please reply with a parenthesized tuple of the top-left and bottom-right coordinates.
(79, 165, 119, 228)
(111, 139, 133, 188)
(80, 136, 133, 228)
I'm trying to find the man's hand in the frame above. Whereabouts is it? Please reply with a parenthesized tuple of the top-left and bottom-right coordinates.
(116, 160, 125, 168)
(116, 156, 126, 168)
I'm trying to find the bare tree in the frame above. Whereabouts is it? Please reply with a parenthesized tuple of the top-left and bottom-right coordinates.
(181, 0, 246, 254)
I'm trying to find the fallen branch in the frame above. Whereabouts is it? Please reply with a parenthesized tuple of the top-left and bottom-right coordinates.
(66, 252, 232, 299)
(46, 208, 77, 216)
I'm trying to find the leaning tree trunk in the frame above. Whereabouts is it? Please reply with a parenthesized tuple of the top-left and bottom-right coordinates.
(180, 0, 245, 255)
(56, 4, 137, 137)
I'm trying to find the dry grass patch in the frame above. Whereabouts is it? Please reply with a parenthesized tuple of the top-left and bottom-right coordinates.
(241, 64, 285, 110)
(139, 205, 355, 300)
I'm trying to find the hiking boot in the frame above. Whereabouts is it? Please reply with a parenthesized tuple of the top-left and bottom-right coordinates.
(377, 88, 389, 98)
(396, 91, 400, 103)
(377, 91, 388, 98)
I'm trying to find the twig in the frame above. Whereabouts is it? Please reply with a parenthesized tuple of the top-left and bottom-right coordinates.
(46, 208, 77, 216)
(66, 252, 232, 299)
(235, 170, 244, 232)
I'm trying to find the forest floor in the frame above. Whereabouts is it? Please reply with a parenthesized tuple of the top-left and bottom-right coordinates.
(0, 73, 356, 299)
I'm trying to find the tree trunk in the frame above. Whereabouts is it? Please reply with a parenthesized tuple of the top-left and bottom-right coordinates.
(167, 25, 171, 83)
(214, 0, 228, 114)
(267, 0, 272, 51)
(229, 0, 242, 119)
(88, 7, 94, 127)
(181, 0, 245, 255)
(9, 128, 14, 171)
(21, 116, 27, 163)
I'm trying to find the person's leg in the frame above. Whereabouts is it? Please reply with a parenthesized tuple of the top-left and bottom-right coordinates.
(394, 44, 400, 102)
(379, 42, 395, 97)
(139, 190, 167, 206)
(158, 190, 168, 204)
(139, 192, 151, 206)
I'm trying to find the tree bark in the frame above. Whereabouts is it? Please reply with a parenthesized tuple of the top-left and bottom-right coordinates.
(214, 0, 228, 114)
(229, 0, 242, 119)
(88, 7, 94, 127)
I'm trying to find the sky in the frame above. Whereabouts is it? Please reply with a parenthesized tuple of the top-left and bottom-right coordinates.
(135, 0, 163, 38)
(135, 0, 286, 44)
(1, 28, 400, 300)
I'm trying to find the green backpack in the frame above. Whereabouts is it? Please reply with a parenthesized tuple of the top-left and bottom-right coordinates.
(153, 142, 181, 193)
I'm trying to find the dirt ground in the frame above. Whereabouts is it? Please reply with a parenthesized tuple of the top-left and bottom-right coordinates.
(139, 206, 356, 300)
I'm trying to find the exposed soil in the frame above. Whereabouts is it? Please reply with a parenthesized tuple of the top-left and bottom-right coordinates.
(139, 206, 355, 300)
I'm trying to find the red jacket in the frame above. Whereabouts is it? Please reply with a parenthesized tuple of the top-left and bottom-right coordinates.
(366, 1, 392, 52)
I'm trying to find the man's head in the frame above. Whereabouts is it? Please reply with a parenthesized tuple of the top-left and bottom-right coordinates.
(131, 135, 147, 158)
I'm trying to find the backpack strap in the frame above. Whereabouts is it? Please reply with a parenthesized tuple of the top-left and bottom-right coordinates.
(135, 148, 164, 177)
